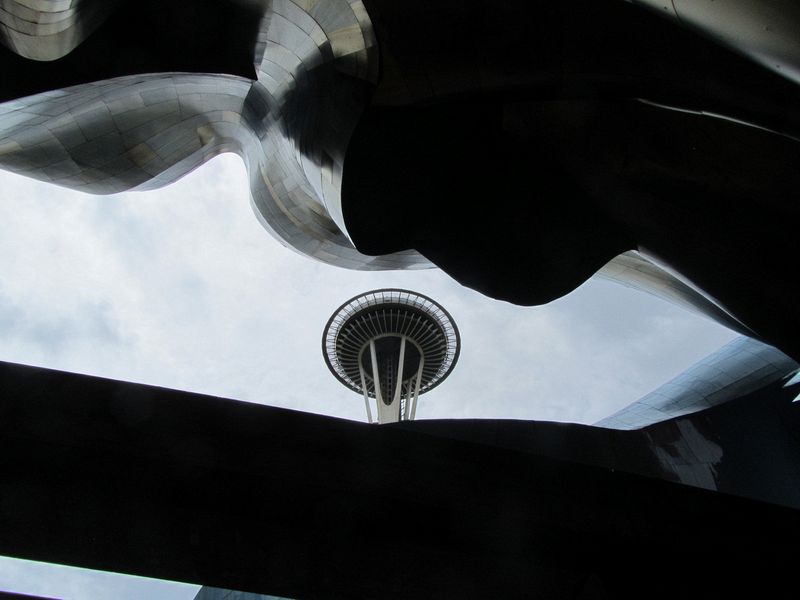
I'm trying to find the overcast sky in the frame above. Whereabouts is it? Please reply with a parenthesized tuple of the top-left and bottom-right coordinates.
(0, 153, 736, 598)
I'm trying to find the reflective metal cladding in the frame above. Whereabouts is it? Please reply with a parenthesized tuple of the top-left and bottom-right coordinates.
(0, 0, 426, 271)
(0, 0, 799, 352)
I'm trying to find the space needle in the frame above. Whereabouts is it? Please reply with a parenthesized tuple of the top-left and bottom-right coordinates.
(323, 289, 460, 424)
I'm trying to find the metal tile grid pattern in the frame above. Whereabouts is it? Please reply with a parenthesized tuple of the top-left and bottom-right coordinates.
(322, 288, 460, 398)
(0, 0, 121, 61)
(596, 336, 799, 430)
(0, 1, 785, 334)
(0, 0, 428, 270)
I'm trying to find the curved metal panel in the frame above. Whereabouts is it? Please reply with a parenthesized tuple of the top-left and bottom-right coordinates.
(596, 250, 757, 337)
(631, 0, 800, 84)
(596, 336, 798, 430)
(0, 0, 428, 269)
(0, 0, 122, 61)
(0, 0, 795, 334)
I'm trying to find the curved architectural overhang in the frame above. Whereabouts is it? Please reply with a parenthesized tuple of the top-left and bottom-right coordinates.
(596, 335, 798, 429)
(0, 0, 428, 270)
(631, 0, 800, 84)
(0, 0, 122, 61)
(0, 0, 796, 338)
(596, 251, 758, 339)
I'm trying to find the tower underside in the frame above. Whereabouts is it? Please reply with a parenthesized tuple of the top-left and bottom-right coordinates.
(323, 289, 460, 423)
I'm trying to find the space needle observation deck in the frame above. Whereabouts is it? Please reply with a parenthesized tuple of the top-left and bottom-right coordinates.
(322, 289, 460, 424)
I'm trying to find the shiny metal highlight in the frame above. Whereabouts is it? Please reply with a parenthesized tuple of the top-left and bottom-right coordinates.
(631, 0, 800, 84)
(0, 0, 121, 61)
(596, 336, 798, 429)
(0, 0, 794, 334)
(0, 0, 427, 270)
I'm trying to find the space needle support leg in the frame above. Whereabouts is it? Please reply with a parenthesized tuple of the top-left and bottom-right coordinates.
(394, 336, 406, 419)
(410, 357, 424, 420)
(369, 340, 383, 409)
(358, 362, 373, 424)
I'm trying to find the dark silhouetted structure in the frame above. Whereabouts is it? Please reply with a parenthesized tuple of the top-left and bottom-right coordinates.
(1, 1, 800, 598)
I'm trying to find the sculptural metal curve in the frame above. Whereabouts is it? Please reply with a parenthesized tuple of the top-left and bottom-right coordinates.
(0, 0, 799, 358)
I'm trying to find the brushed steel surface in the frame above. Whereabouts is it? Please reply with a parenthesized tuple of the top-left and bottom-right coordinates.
(631, 0, 800, 83)
(0, 0, 797, 330)
(0, 0, 427, 270)
(597, 336, 798, 429)
(0, 0, 122, 61)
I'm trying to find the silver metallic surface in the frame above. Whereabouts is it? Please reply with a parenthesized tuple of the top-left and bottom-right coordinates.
(322, 289, 460, 422)
(194, 586, 288, 600)
(596, 251, 757, 337)
(0, 0, 120, 61)
(0, 0, 793, 333)
(596, 336, 798, 430)
(0, 0, 426, 270)
(631, 0, 800, 84)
